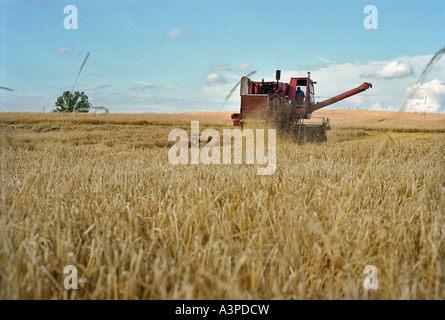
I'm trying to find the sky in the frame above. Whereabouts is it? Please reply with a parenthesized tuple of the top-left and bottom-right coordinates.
(0, 0, 444, 113)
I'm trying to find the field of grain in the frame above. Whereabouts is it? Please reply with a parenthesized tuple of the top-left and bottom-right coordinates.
(0, 110, 444, 300)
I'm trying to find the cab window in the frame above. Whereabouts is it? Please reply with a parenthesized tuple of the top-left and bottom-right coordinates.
(308, 83, 315, 103)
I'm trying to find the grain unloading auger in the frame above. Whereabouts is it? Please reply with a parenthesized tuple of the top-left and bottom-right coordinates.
(231, 70, 372, 143)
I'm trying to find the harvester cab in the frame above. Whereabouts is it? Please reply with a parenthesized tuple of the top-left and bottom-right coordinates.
(231, 70, 372, 143)
(287, 72, 316, 109)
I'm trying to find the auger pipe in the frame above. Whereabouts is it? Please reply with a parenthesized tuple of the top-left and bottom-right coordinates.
(309, 82, 372, 113)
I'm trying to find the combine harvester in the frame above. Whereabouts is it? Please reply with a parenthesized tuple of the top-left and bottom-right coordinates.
(231, 70, 372, 143)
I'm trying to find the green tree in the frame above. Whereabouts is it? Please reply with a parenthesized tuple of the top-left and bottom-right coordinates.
(52, 91, 91, 113)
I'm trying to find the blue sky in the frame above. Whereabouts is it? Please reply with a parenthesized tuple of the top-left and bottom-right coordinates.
(1, 0, 444, 113)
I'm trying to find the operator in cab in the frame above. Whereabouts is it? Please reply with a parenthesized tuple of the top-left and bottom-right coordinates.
(295, 87, 305, 105)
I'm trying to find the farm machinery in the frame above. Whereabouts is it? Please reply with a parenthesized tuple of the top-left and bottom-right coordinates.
(231, 70, 372, 143)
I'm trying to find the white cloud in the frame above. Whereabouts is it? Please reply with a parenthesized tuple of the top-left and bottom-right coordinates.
(370, 102, 382, 110)
(163, 28, 189, 39)
(0, 94, 55, 112)
(317, 57, 333, 64)
(132, 80, 162, 88)
(89, 73, 109, 77)
(371, 61, 414, 79)
(211, 64, 231, 71)
(237, 63, 253, 71)
(404, 79, 445, 113)
(210, 63, 254, 72)
(54, 45, 72, 54)
(133, 80, 151, 85)
(202, 83, 230, 95)
(205, 73, 226, 83)
(370, 102, 397, 111)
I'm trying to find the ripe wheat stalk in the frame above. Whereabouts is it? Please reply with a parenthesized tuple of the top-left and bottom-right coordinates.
(0, 112, 444, 299)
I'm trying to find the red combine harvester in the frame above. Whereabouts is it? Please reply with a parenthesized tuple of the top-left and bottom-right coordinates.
(231, 70, 372, 142)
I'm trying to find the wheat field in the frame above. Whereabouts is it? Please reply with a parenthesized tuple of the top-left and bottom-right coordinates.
(0, 110, 444, 300)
